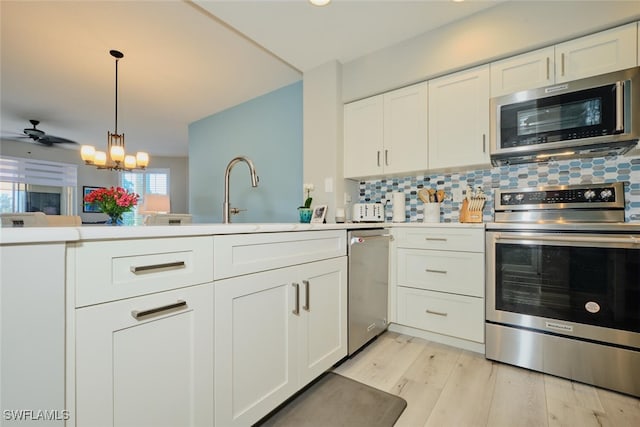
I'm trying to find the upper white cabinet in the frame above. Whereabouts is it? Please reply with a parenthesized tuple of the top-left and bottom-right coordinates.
(490, 47, 555, 97)
(556, 22, 637, 83)
(491, 22, 638, 97)
(344, 82, 427, 178)
(428, 65, 491, 170)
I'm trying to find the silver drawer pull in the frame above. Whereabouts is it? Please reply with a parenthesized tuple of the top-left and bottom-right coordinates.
(132, 300, 187, 320)
(303, 280, 310, 312)
(130, 261, 186, 274)
(425, 269, 447, 274)
(425, 237, 447, 242)
(426, 309, 448, 317)
(292, 283, 300, 315)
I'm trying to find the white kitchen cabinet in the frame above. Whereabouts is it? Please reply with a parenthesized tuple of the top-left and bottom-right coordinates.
(393, 226, 485, 348)
(214, 255, 347, 427)
(344, 82, 427, 178)
(1, 242, 66, 425)
(490, 46, 556, 97)
(555, 22, 637, 83)
(428, 65, 490, 170)
(491, 23, 638, 97)
(74, 283, 214, 427)
(214, 228, 347, 420)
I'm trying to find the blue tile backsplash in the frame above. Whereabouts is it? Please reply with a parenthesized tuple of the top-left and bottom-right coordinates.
(358, 154, 640, 223)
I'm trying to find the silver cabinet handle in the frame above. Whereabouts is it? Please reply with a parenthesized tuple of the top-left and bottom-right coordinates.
(292, 283, 300, 315)
(482, 134, 486, 153)
(560, 53, 565, 76)
(131, 300, 187, 320)
(425, 309, 448, 317)
(496, 233, 639, 245)
(377, 151, 381, 167)
(425, 237, 447, 242)
(303, 280, 310, 312)
(130, 261, 185, 274)
(546, 57, 550, 80)
(425, 269, 447, 274)
(385, 149, 389, 166)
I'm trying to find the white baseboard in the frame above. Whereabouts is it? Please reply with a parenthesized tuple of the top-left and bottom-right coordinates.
(388, 323, 485, 355)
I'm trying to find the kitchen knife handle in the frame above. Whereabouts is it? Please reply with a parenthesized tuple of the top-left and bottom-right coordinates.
(292, 283, 300, 315)
(303, 280, 310, 311)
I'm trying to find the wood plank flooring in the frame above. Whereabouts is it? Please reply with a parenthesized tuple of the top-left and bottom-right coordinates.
(333, 332, 640, 427)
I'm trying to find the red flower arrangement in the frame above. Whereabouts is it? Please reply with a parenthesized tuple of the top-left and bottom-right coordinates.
(84, 186, 139, 224)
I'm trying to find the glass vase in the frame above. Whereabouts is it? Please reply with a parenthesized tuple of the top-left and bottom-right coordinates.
(107, 214, 123, 226)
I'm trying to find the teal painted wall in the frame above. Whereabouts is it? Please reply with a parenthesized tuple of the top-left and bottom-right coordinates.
(188, 81, 303, 223)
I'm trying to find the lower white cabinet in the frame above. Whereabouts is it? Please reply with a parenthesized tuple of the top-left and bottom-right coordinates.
(214, 256, 348, 426)
(74, 283, 214, 427)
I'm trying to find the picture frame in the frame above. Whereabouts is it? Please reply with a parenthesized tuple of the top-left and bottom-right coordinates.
(83, 186, 105, 213)
(311, 205, 327, 224)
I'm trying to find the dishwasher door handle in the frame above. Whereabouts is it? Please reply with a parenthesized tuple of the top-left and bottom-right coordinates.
(350, 234, 393, 245)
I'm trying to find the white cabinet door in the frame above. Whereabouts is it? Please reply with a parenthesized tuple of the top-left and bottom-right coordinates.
(344, 95, 384, 178)
(1, 243, 66, 425)
(428, 64, 491, 170)
(298, 257, 348, 385)
(383, 82, 428, 175)
(75, 284, 214, 427)
(214, 266, 299, 427)
(490, 46, 555, 97)
(556, 22, 637, 83)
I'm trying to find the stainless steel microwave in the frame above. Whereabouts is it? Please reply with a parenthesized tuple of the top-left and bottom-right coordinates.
(490, 66, 640, 166)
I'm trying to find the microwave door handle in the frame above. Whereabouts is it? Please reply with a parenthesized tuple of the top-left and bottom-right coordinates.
(615, 81, 624, 132)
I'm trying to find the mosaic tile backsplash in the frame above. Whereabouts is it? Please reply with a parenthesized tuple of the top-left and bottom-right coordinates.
(359, 154, 640, 223)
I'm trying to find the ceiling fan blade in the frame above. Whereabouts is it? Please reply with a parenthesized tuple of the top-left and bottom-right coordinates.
(39, 135, 79, 145)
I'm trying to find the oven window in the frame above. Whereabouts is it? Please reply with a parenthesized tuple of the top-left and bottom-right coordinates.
(495, 243, 640, 332)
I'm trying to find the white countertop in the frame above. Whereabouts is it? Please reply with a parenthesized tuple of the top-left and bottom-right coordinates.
(0, 221, 484, 244)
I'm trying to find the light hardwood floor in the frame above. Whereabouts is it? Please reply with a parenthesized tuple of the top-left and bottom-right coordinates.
(333, 332, 640, 427)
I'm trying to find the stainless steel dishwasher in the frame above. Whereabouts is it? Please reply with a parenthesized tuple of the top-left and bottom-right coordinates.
(347, 229, 391, 355)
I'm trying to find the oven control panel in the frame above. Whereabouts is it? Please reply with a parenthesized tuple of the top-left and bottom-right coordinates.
(495, 182, 625, 210)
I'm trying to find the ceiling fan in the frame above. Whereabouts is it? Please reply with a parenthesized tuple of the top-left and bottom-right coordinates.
(6, 119, 79, 146)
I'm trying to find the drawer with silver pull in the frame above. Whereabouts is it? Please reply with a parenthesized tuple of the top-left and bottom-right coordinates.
(397, 248, 484, 297)
(69, 236, 214, 307)
(394, 227, 484, 252)
(397, 286, 484, 343)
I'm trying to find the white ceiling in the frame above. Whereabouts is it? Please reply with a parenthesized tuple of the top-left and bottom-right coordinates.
(0, 0, 501, 158)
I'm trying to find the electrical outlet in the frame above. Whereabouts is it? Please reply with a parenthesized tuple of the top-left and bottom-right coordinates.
(452, 187, 464, 202)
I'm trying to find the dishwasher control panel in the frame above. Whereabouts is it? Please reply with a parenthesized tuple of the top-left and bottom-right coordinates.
(352, 203, 384, 222)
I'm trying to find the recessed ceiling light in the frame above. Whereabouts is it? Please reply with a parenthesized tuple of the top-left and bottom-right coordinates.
(309, 0, 331, 6)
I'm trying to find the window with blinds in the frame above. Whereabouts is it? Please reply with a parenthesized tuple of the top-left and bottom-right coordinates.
(0, 156, 77, 214)
(120, 169, 170, 225)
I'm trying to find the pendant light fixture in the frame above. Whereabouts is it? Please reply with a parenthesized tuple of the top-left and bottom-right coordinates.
(81, 50, 149, 171)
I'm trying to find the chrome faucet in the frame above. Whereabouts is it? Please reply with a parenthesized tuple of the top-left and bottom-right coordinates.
(223, 156, 259, 223)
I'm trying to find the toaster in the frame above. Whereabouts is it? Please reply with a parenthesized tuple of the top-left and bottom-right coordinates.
(352, 203, 385, 222)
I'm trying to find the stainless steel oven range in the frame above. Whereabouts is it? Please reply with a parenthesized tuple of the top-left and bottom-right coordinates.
(486, 182, 640, 397)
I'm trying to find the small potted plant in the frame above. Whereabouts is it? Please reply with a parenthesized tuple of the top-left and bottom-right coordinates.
(298, 183, 314, 223)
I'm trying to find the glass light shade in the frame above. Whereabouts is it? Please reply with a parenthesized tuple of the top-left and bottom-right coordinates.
(94, 151, 107, 166)
(80, 145, 96, 162)
(110, 145, 125, 162)
(136, 152, 149, 168)
(309, 0, 331, 5)
(124, 155, 137, 169)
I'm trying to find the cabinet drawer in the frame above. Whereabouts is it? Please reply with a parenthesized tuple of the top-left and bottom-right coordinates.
(394, 227, 484, 252)
(214, 230, 346, 279)
(397, 249, 484, 297)
(72, 236, 214, 307)
(397, 286, 484, 343)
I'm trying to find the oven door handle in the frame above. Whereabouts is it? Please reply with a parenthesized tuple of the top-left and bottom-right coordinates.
(495, 233, 640, 245)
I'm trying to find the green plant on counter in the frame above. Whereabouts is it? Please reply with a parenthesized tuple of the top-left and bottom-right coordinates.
(300, 183, 314, 208)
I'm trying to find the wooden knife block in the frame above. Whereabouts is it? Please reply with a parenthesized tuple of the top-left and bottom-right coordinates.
(459, 199, 483, 223)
